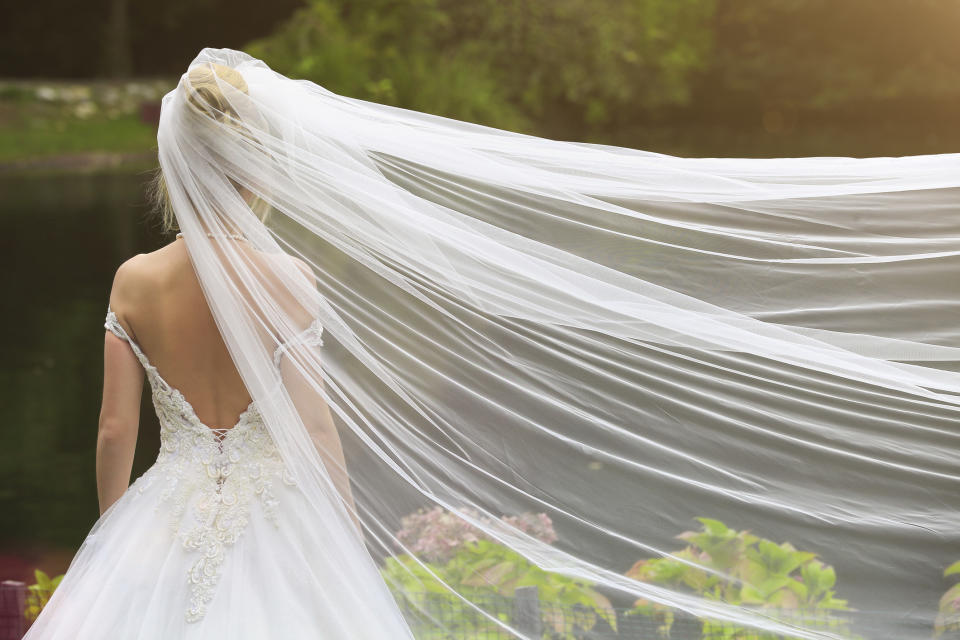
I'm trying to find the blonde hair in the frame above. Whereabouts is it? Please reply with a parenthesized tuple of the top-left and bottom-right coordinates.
(149, 62, 270, 233)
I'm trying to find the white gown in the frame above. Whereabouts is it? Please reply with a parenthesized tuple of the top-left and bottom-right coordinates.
(22, 305, 415, 639)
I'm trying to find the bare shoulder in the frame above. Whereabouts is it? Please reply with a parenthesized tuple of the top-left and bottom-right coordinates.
(108, 242, 180, 312)
(258, 250, 316, 286)
(288, 255, 316, 285)
(109, 253, 149, 305)
(105, 253, 151, 340)
(259, 252, 319, 324)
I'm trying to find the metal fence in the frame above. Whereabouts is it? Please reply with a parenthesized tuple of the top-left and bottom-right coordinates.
(393, 586, 856, 640)
(0, 580, 869, 640)
(0, 582, 28, 640)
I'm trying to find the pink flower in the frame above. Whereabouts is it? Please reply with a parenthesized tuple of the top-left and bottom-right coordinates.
(396, 507, 559, 562)
(500, 512, 558, 544)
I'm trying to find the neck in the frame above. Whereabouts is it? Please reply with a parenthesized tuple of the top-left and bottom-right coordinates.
(176, 231, 249, 242)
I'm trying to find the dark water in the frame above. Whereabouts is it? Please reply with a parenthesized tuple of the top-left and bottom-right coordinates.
(0, 169, 166, 582)
(1, 121, 958, 622)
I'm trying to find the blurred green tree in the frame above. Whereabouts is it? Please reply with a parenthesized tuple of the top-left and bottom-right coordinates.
(696, 0, 960, 122)
(245, 0, 717, 139)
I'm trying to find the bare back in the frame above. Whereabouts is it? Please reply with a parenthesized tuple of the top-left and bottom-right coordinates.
(113, 238, 252, 431)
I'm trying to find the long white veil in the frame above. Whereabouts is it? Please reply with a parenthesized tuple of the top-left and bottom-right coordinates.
(157, 47, 960, 639)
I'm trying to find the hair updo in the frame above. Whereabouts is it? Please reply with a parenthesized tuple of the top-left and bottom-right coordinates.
(149, 62, 265, 233)
(184, 62, 249, 125)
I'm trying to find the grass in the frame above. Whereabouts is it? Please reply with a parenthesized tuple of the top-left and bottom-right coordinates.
(0, 86, 159, 166)
(0, 114, 157, 163)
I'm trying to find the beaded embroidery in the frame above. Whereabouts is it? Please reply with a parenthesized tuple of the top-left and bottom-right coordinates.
(104, 306, 320, 622)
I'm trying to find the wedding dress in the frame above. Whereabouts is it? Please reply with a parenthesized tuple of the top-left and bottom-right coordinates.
(21, 45, 960, 639)
(21, 306, 415, 639)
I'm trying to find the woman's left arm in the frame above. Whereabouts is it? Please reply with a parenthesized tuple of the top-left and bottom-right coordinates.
(97, 262, 144, 515)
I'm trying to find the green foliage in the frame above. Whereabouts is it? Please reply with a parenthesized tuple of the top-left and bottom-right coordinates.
(245, 0, 716, 140)
(0, 114, 158, 163)
(244, 0, 960, 140)
(246, 0, 527, 132)
(24, 569, 64, 622)
(703, 0, 960, 115)
(382, 538, 614, 638)
(934, 560, 960, 636)
(0, 80, 166, 162)
(625, 517, 854, 639)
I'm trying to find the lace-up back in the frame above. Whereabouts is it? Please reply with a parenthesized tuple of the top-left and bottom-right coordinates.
(103, 304, 323, 622)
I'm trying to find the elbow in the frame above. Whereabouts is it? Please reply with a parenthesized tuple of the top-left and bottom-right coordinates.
(97, 414, 137, 444)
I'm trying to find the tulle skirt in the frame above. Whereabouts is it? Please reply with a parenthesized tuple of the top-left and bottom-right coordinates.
(23, 461, 413, 639)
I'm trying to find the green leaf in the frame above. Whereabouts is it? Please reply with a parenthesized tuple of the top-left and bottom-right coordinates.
(696, 517, 730, 536)
(945, 560, 960, 578)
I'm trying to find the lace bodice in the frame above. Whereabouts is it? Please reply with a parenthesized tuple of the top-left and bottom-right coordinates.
(103, 306, 323, 622)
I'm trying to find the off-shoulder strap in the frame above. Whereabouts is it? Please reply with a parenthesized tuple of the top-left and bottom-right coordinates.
(108, 303, 321, 373)
(273, 318, 325, 369)
(104, 305, 153, 372)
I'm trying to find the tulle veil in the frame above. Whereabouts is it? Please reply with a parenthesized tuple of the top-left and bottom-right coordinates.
(154, 47, 960, 639)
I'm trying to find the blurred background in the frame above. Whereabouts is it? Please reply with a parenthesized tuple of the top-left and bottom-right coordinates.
(1, 0, 959, 624)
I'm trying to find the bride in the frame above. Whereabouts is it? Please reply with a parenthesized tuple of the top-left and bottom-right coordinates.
(23, 48, 960, 639)
(26, 61, 413, 639)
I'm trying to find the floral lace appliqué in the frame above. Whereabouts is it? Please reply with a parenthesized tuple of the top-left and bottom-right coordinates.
(104, 307, 300, 622)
